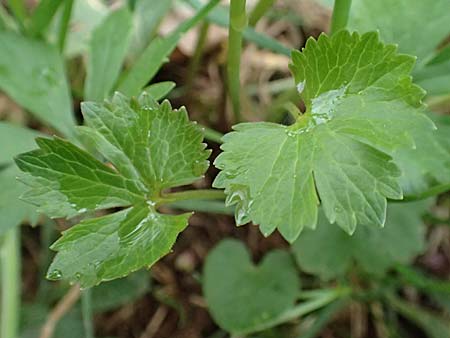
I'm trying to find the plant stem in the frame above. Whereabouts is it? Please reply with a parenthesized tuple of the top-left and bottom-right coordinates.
(81, 289, 95, 338)
(160, 189, 225, 204)
(330, 0, 352, 35)
(238, 287, 350, 335)
(57, 0, 74, 52)
(248, 0, 275, 27)
(203, 126, 224, 144)
(169, 199, 234, 215)
(1, 226, 21, 338)
(228, 0, 247, 121)
(186, 20, 210, 91)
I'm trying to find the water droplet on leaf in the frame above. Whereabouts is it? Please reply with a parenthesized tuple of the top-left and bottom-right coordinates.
(47, 269, 63, 280)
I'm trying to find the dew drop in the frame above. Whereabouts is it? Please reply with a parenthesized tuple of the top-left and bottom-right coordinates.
(47, 269, 63, 280)
(296, 81, 306, 94)
(75, 272, 82, 280)
(146, 200, 156, 208)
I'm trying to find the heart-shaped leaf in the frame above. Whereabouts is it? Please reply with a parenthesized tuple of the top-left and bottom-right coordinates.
(203, 239, 300, 335)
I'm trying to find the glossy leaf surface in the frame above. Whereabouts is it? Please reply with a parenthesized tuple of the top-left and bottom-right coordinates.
(15, 93, 210, 287)
(214, 31, 433, 241)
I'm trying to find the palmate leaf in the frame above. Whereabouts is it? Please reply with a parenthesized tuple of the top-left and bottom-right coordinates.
(292, 201, 428, 280)
(214, 31, 434, 242)
(15, 92, 210, 288)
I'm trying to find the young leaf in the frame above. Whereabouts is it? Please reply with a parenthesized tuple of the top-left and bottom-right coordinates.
(292, 201, 428, 280)
(84, 7, 132, 101)
(15, 92, 210, 288)
(203, 239, 300, 335)
(0, 31, 75, 136)
(214, 30, 434, 242)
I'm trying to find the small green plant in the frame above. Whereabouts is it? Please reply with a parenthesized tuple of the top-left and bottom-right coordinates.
(1, 0, 450, 337)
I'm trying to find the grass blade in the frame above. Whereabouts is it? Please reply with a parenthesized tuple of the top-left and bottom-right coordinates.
(118, 0, 220, 96)
(29, 0, 64, 36)
(249, 0, 276, 26)
(85, 7, 133, 101)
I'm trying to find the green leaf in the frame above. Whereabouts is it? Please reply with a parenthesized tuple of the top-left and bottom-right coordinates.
(0, 31, 75, 136)
(48, 206, 189, 288)
(414, 60, 450, 96)
(28, 0, 63, 36)
(15, 92, 210, 287)
(128, 0, 173, 61)
(84, 7, 132, 101)
(348, 0, 450, 96)
(144, 81, 176, 101)
(0, 122, 42, 166)
(292, 201, 427, 280)
(0, 166, 39, 236)
(214, 31, 433, 242)
(0, 123, 42, 234)
(394, 113, 450, 198)
(203, 239, 300, 335)
(348, 0, 450, 63)
(59, 0, 107, 58)
(117, 0, 220, 96)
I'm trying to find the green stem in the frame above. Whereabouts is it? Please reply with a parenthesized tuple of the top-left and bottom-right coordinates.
(160, 189, 225, 204)
(238, 287, 350, 335)
(402, 182, 450, 202)
(81, 289, 95, 338)
(203, 126, 224, 144)
(248, 0, 275, 26)
(186, 20, 210, 91)
(57, 0, 74, 52)
(330, 0, 352, 35)
(228, 0, 247, 121)
(1, 227, 21, 338)
(169, 199, 234, 215)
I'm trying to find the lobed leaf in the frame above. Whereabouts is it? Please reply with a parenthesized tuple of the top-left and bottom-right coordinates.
(214, 31, 434, 242)
(15, 92, 210, 287)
